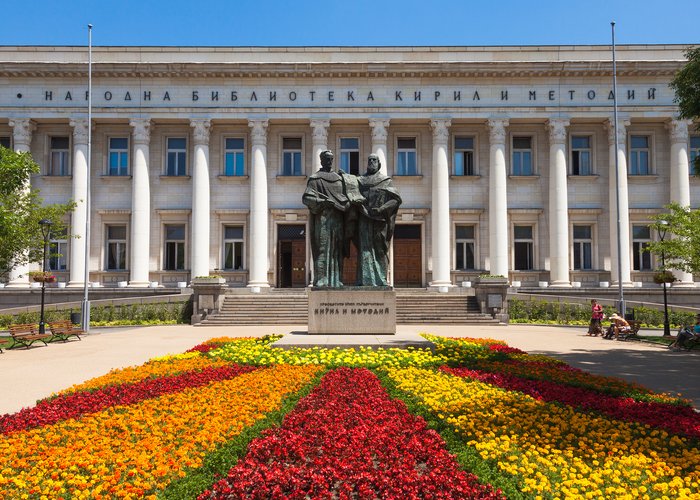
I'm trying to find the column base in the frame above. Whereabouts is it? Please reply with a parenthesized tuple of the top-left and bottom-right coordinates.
(611, 281, 635, 288)
(672, 281, 697, 288)
(247, 282, 270, 290)
(67, 281, 86, 288)
(128, 281, 151, 288)
(549, 281, 572, 288)
(429, 281, 454, 292)
(5, 281, 30, 288)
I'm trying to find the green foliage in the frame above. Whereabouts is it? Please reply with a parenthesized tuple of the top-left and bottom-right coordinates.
(670, 47, 700, 175)
(646, 203, 700, 274)
(0, 301, 189, 329)
(0, 146, 76, 280)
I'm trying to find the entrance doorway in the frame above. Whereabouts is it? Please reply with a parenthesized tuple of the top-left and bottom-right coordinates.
(277, 224, 306, 288)
(342, 243, 359, 286)
(393, 224, 422, 287)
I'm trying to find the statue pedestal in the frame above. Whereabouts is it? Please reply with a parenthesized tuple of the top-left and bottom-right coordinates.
(308, 288, 396, 334)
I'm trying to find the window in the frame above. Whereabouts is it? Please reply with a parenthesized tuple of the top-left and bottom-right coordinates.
(49, 136, 70, 176)
(455, 225, 475, 270)
(49, 230, 68, 271)
(513, 225, 534, 270)
(572, 225, 593, 270)
(396, 137, 417, 175)
(282, 137, 302, 176)
(0, 137, 10, 148)
(166, 137, 187, 176)
(454, 137, 475, 176)
(223, 225, 244, 270)
(339, 138, 360, 175)
(224, 138, 245, 176)
(164, 224, 186, 270)
(690, 136, 700, 176)
(632, 225, 652, 271)
(629, 135, 650, 175)
(512, 136, 533, 175)
(571, 136, 592, 175)
(108, 137, 129, 176)
(106, 225, 127, 270)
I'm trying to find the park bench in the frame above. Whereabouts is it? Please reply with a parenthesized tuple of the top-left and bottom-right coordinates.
(48, 319, 85, 342)
(8, 323, 51, 349)
(617, 320, 642, 341)
(0, 336, 11, 353)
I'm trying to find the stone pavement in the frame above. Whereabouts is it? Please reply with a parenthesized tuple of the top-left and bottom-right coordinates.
(1, 323, 698, 415)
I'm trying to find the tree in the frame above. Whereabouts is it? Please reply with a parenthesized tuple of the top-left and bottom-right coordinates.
(669, 46, 700, 175)
(646, 203, 700, 275)
(0, 146, 76, 280)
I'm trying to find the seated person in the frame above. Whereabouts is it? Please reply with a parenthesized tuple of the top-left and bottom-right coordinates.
(671, 315, 700, 350)
(604, 313, 631, 340)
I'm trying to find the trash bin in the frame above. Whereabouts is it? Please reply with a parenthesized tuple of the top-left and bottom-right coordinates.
(70, 312, 81, 325)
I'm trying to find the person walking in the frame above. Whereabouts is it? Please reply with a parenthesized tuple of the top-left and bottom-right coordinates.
(588, 299, 604, 336)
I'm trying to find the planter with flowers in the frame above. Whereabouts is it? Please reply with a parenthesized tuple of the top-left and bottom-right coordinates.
(28, 271, 57, 283)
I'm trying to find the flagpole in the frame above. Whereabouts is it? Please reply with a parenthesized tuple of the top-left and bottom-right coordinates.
(611, 21, 625, 316)
(81, 24, 93, 332)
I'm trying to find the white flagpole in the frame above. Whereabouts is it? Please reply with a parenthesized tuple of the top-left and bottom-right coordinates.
(81, 24, 93, 332)
(611, 21, 625, 316)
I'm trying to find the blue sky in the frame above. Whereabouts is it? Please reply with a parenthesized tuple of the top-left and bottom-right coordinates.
(3, 0, 698, 47)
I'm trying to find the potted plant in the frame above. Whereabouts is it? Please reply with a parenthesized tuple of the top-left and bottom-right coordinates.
(28, 271, 57, 283)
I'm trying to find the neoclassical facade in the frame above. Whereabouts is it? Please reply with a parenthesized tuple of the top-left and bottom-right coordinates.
(1, 45, 698, 289)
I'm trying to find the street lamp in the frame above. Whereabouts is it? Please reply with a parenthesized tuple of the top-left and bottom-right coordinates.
(38, 218, 53, 335)
(658, 220, 671, 337)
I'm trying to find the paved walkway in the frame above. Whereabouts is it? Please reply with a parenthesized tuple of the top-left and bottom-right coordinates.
(1, 324, 698, 415)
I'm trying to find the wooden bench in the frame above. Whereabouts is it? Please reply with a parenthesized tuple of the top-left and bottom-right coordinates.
(617, 320, 642, 341)
(48, 319, 85, 342)
(0, 336, 12, 353)
(8, 323, 51, 349)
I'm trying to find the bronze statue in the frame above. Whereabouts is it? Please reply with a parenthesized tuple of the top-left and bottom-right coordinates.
(354, 154, 402, 286)
(302, 150, 351, 287)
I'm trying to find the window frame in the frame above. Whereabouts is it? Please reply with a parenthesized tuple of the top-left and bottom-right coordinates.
(105, 224, 128, 271)
(453, 135, 476, 176)
(513, 224, 535, 271)
(338, 136, 361, 175)
(628, 133, 653, 176)
(222, 224, 245, 271)
(569, 133, 594, 176)
(0, 136, 11, 149)
(281, 136, 304, 176)
(165, 136, 188, 176)
(690, 135, 700, 176)
(395, 136, 418, 176)
(49, 135, 71, 176)
(163, 223, 186, 271)
(454, 224, 476, 270)
(107, 136, 129, 176)
(572, 224, 593, 270)
(510, 134, 535, 176)
(631, 224, 653, 271)
(49, 229, 69, 271)
(223, 136, 246, 177)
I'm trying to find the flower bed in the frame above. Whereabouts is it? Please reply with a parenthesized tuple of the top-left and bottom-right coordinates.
(0, 335, 698, 498)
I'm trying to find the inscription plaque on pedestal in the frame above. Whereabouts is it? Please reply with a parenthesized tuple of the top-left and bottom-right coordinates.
(308, 289, 396, 334)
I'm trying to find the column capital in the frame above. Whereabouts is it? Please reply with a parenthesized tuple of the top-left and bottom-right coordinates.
(430, 118, 452, 144)
(248, 119, 269, 146)
(69, 117, 90, 145)
(309, 119, 330, 145)
(8, 118, 36, 148)
(487, 118, 509, 144)
(666, 118, 692, 144)
(190, 119, 211, 146)
(605, 118, 630, 146)
(129, 118, 151, 145)
(369, 118, 390, 143)
(547, 118, 570, 145)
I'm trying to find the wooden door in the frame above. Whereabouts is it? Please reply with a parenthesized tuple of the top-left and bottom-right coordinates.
(342, 243, 359, 286)
(393, 225, 422, 287)
(291, 240, 306, 288)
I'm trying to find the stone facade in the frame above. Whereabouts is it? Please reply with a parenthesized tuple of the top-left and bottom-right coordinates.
(0, 45, 698, 290)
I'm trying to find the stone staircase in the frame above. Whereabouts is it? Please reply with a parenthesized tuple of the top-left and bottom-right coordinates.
(199, 288, 499, 326)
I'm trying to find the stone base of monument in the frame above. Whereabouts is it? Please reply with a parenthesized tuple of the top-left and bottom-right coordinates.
(307, 288, 396, 335)
(271, 330, 435, 351)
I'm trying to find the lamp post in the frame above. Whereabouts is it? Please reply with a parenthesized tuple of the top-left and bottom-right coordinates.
(658, 220, 671, 337)
(38, 219, 53, 335)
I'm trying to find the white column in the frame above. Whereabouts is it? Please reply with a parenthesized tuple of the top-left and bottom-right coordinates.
(248, 119, 270, 288)
(606, 118, 632, 286)
(429, 118, 452, 288)
(190, 119, 211, 279)
(128, 118, 151, 287)
(369, 118, 390, 176)
(487, 118, 510, 278)
(68, 118, 89, 288)
(6, 119, 35, 288)
(310, 119, 330, 171)
(666, 118, 694, 286)
(547, 118, 571, 287)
